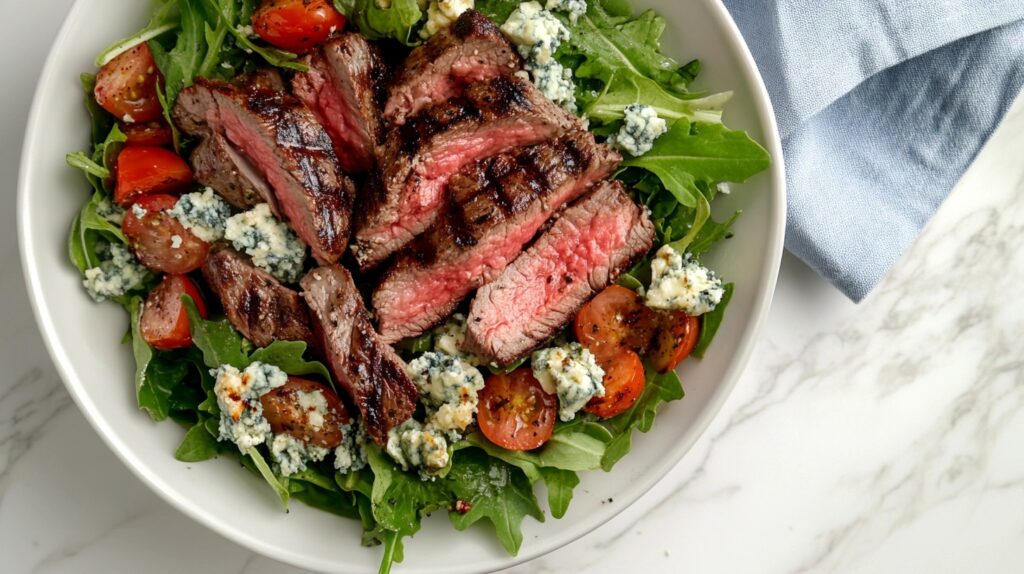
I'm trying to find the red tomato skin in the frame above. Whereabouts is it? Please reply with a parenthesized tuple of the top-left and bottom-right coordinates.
(574, 285, 657, 359)
(477, 369, 558, 451)
(651, 312, 700, 373)
(94, 43, 164, 123)
(252, 0, 346, 54)
(114, 146, 193, 206)
(121, 120, 173, 147)
(140, 274, 207, 350)
(121, 194, 210, 274)
(584, 349, 646, 419)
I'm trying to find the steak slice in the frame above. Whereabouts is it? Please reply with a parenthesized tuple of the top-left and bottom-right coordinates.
(384, 9, 520, 125)
(300, 265, 418, 445)
(173, 76, 355, 264)
(190, 134, 278, 213)
(293, 33, 388, 173)
(201, 243, 316, 349)
(352, 75, 578, 269)
(464, 181, 655, 365)
(373, 132, 621, 343)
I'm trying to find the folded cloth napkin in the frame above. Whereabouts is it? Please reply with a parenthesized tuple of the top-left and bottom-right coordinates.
(722, 0, 1024, 300)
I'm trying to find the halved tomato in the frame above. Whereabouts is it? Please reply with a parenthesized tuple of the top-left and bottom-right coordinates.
(121, 120, 173, 147)
(477, 369, 557, 451)
(121, 193, 209, 273)
(140, 274, 207, 350)
(574, 285, 657, 358)
(94, 43, 163, 123)
(650, 312, 700, 373)
(252, 0, 346, 54)
(585, 349, 646, 419)
(261, 377, 350, 449)
(114, 146, 193, 206)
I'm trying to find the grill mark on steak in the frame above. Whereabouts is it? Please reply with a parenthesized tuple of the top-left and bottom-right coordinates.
(201, 243, 316, 349)
(372, 132, 620, 343)
(301, 265, 418, 445)
(463, 180, 654, 365)
(190, 134, 279, 213)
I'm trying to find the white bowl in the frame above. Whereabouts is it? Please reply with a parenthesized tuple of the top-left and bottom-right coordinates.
(18, 0, 785, 572)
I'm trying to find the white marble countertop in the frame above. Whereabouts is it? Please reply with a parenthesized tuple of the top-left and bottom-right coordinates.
(3, 2, 1024, 573)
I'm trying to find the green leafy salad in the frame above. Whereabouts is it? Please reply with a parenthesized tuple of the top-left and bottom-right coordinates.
(64, 0, 769, 572)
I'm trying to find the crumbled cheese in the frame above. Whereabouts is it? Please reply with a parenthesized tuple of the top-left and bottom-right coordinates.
(421, 0, 475, 38)
(122, 113, 135, 123)
(532, 343, 605, 421)
(608, 104, 667, 157)
(213, 362, 287, 452)
(525, 59, 576, 112)
(716, 182, 732, 195)
(168, 187, 232, 242)
(220, 61, 233, 69)
(334, 421, 369, 474)
(501, 2, 569, 65)
(224, 203, 307, 283)
(131, 203, 148, 219)
(386, 419, 450, 479)
(645, 245, 724, 315)
(95, 197, 125, 225)
(407, 352, 485, 439)
(545, 0, 586, 23)
(433, 313, 484, 365)
(170, 234, 183, 249)
(296, 389, 329, 433)
(270, 433, 330, 477)
(376, 0, 392, 8)
(236, 24, 255, 38)
(82, 242, 147, 302)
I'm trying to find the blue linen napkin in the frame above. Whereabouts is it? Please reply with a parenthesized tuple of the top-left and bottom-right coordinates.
(721, 0, 1024, 300)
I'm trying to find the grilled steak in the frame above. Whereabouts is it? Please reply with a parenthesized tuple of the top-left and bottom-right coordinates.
(190, 134, 279, 213)
(173, 76, 355, 264)
(464, 181, 655, 364)
(384, 9, 520, 125)
(373, 132, 621, 343)
(300, 265, 418, 445)
(352, 75, 578, 269)
(201, 243, 316, 349)
(293, 33, 388, 173)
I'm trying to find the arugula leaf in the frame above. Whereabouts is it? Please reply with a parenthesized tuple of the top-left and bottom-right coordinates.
(67, 192, 129, 274)
(287, 466, 363, 519)
(473, 0, 520, 22)
(129, 297, 191, 421)
(95, 0, 178, 66)
(175, 419, 221, 461)
(689, 210, 740, 256)
(539, 467, 579, 519)
(150, 0, 206, 107)
(335, 0, 423, 45)
(80, 73, 114, 146)
(693, 283, 734, 358)
(246, 447, 290, 508)
(446, 449, 544, 555)
(586, 71, 730, 125)
(599, 369, 684, 471)
(248, 341, 334, 386)
(182, 296, 249, 369)
(667, 191, 710, 254)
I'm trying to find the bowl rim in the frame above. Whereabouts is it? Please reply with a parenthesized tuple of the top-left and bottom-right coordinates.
(17, 0, 786, 572)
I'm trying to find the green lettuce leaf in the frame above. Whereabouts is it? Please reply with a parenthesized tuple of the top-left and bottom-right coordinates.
(175, 419, 221, 461)
(538, 467, 579, 519)
(248, 340, 334, 386)
(599, 369, 684, 471)
(334, 0, 423, 45)
(693, 282, 734, 358)
(129, 297, 190, 421)
(586, 71, 730, 125)
(182, 295, 249, 369)
(246, 446, 290, 508)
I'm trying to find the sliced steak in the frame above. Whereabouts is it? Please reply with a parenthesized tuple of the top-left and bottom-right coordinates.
(201, 243, 316, 349)
(293, 33, 388, 173)
(464, 181, 655, 365)
(384, 9, 520, 125)
(300, 265, 418, 445)
(373, 132, 620, 343)
(352, 75, 578, 269)
(173, 77, 355, 264)
(190, 134, 278, 213)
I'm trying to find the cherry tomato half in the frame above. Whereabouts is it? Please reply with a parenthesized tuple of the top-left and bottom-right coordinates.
(122, 193, 209, 274)
(114, 146, 193, 206)
(574, 285, 657, 359)
(650, 312, 700, 373)
(140, 274, 207, 350)
(477, 369, 557, 451)
(94, 43, 163, 124)
(584, 349, 646, 419)
(121, 119, 173, 147)
(261, 377, 350, 449)
(252, 0, 346, 54)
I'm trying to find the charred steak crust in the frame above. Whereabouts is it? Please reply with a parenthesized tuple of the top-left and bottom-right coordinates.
(385, 9, 521, 125)
(173, 75, 356, 264)
(190, 134, 278, 213)
(201, 243, 316, 349)
(353, 74, 579, 269)
(373, 132, 621, 343)
(464, 181, 656, 365)
(300, 265, 418, 445)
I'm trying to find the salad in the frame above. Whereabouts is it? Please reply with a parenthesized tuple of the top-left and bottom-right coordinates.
(64, 0, 770, 572)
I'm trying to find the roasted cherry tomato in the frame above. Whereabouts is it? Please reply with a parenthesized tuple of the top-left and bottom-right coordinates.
(139, 274, 207, 350)
(252, 0, 346, 54)
(122, 193, 209, 273)
(584, 349, 646, 419)
(477, 369, 557, 451)
(114, 146, 193, 206)
(261, 377, 350, 449)
(94, 43, 163, 124)
(121, 119, 173, 147)
(574, 285, 657, 358)
(650, 312, 700, 373)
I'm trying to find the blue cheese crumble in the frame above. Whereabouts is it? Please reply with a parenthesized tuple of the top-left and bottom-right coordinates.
(608, 104, 668, 157)
(95, 197, 125, 226)
(532, 343, 605, 421)
(334, 421, 369, 474)
(421, 0, 475, 38)
(82, 242, 147, 302)
(645, 245, 724, 315)
(408, 352, 485, 438)
(501, 2, 569, 64)
(224, 203, 307, 283)
(545, 0, 586, 23)
(270, 433, 330, 477)
(168, 187, 232, 242)
(213, 362, 287, 452)
(523, 60, 576, 112)
(433, 313, 484, 366)
(386, 419, 450, 479)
